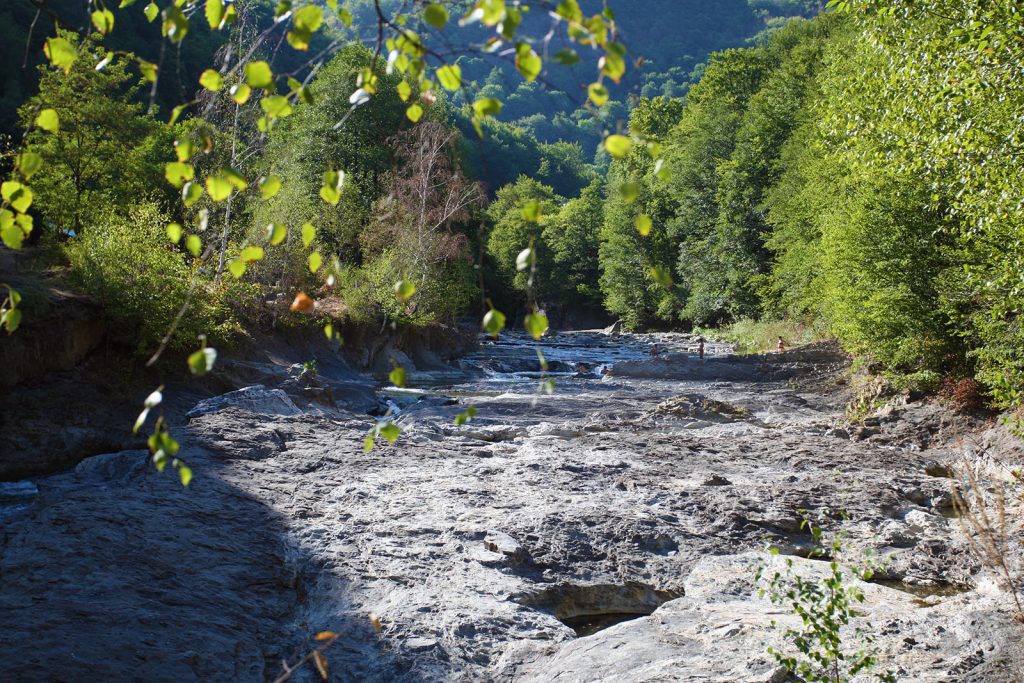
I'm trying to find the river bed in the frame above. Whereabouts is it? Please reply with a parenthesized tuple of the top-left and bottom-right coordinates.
(0, 331, 1021, 681)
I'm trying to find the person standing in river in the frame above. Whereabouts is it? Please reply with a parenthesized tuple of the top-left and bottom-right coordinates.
(697, 336, 705, 360)
(777, 336, 785, 353)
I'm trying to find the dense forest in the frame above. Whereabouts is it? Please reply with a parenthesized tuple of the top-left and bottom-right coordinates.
(2, 0, 1022, 418)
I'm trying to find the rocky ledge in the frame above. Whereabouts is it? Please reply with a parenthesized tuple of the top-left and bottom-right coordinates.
(0, 336, 1021, 681)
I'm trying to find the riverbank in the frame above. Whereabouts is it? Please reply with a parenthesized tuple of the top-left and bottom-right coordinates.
(1, 331, 1021, 680)
(0, 271, 476, 480)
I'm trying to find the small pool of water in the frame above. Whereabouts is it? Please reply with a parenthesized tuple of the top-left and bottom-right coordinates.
(561, 612, 650, 637)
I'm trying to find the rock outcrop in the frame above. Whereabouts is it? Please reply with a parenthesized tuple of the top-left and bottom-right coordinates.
(0, 333, 1020, 681)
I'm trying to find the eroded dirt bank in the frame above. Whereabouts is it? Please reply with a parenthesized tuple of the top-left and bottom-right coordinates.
(1, 332, 1022, 681)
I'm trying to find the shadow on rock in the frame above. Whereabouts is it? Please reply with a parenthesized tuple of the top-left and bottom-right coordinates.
(0, 410, 426, 682)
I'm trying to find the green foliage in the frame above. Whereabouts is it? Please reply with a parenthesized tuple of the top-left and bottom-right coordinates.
(821, 0, 1024, 408)
(487, 176, 560, 297)
(812, 170, 957, 371)
(696, 317, 821, 354)
(255, 45, 407, 265)
(757, 517, 895, 683)
(599, 98, 685, 328)
(19, 33, 172, 234)
(64, 202, 235, 354)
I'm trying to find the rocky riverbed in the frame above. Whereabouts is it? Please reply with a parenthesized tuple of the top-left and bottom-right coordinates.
(1, 331, 1022, 681)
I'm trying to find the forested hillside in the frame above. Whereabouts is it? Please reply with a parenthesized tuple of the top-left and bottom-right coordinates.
(2, 0, 1022, 429)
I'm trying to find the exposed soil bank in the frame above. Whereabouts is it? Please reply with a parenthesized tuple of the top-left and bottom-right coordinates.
(0, 275, 476, 480)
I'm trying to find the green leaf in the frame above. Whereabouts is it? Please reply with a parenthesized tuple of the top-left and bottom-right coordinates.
(514, 43, 542, 82)
(44, 37, 77, 73)
(17, 152, 43, 180)
(168, 104, 188, 126)
(174, 139, 194, 162)
(35, 108, 59, 133)
(588, 82, 609, 107)
(424, 3, 448, 28)
(394, 280, 416, 301)
(206, 174, 232, 201)
(634, 214, 653, 236)
(483, 308, 506, 337)
(650, 266, 673, 287)
(266, 223, 287, 245)
(260, 95, 293, 118)
(199, 69, 224, 91)
(91, 9, 115, 34)
(230, 83, 252, 104)
(601, 42, 627, 83)
(178, 465, 193, 487)
(653, 158, 671, 182)
(185, 234, 202, 257)
(520, 199, 542, 223)
(164, 162, 194, 188)
(245, 61, 273, 89)
(405, 103, 424, 123)
(228, 259, 246, 278)
(2, 307, 22, 333)
(477, 0, 506, 25)
(389, 366, 407, 387)
(144, 1, 159, 21)
(206, 0, 224, 28)
(524, 312, 549, 340)
(287, 6, 321, 52)
(133, 407, 151, 434)
(162, 5, 190, 43)
(308, 251, 322, 273)
(294, 4, 323, 32)
(337, 7, 352, 26)
(1, 182, 32, 213)
(619, 182, 640, 204)
(166, 223, 184, 244)
(364, 435, 375, 453)
(472, 97, 502, 118)
(240, 245, 265, 263)
(553, 49, 580, 66)
(319, 170, 344, 205)
(379, 421, 401, 444)
(604, 134, 632, 158)
(454, 405, 477, 426)
(182, 181, 202, 208)
(138, 60, 158, 82)
(188, 347, 218, 375)
(436, 64, 462, 91)
(555, 0, 582, 23)
(95, 51, 114, 71)
(287, 28, 313, 51)
(397, 80, 412, 102)
(259, 176, 282, 200)
(1, 221, 24, 250)
(301, 222, 316, 247)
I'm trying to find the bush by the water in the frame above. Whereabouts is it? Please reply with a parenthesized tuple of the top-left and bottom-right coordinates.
(65, 203, 238, 355)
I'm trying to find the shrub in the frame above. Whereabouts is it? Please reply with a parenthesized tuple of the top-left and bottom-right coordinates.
(940, 377, 985, 414)
(65, 202, 237, 355)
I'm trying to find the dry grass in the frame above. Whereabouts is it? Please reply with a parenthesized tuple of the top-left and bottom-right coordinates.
(951, 457, 1024, 623)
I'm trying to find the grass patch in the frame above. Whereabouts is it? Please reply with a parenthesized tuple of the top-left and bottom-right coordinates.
(695, 317, 824, 354)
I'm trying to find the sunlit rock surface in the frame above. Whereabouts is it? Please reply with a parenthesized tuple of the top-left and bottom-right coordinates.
(1, 332, 1021, 681)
